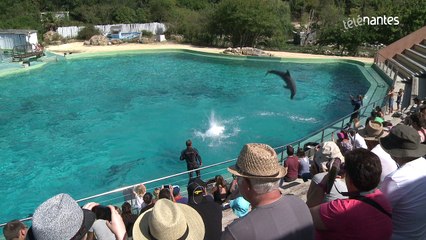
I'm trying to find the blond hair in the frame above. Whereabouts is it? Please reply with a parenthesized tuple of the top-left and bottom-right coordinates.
(135, 184, 146, 196)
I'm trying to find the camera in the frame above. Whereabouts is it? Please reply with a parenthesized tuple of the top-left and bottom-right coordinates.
(325, 158, 342, 194)
(92, 205, 111, 221)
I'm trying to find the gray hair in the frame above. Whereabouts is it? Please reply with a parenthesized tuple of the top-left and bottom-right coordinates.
(247, 178, 280, 194)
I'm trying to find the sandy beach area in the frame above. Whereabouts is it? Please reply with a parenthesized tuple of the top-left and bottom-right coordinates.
(46, 41, 374, 64)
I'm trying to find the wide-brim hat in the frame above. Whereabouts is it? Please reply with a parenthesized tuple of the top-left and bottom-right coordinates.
(28, 193, 96, 240)
(317, 141, 345, 160)
(133, 199, 205, 240)
(359, 121, 389, 140)
(228, 143, 286, 179)
(314, 141, 345, 172)
(380, 124, 426, 158)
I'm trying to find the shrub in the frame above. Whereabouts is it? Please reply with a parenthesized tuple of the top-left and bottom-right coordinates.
(43, 31, 62, 45)
(141, 30, 153, 38)
(77, 25, 101, 40)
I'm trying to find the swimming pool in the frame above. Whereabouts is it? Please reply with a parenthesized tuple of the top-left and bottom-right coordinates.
(0, 51, 376, 222)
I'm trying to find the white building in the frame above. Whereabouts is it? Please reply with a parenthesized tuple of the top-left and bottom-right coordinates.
(0, 29, 39, 51)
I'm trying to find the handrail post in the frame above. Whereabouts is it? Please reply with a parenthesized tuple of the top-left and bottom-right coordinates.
(394, 69, 398, 82)
(386, 62, 390, 74)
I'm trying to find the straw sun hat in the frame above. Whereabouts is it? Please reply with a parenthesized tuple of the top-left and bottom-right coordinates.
(228, 143, 286, 179)
(133, 199, 205, 240)
(359, 121, 388, 140)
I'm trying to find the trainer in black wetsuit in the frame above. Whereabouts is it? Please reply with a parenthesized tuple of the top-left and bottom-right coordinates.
(180, 139, 202, 180)
(350, 94, 363, 123)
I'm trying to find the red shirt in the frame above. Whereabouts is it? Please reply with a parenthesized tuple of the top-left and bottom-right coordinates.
(317, 190, 392, 240)
(284, 155, 299, 180)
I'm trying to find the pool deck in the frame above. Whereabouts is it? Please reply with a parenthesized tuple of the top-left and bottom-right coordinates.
(0, 42, 375, 78)
(45, 42, 374, 64)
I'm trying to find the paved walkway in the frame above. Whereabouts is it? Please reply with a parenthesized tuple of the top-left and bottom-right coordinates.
(382, 77, 405, 125)
(46, 42, 374, 64)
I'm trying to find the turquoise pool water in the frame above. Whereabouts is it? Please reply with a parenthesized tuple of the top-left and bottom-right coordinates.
(0, 52, 369, 222)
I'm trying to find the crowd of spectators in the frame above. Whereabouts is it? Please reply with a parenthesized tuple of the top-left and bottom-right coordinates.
(3, 98, 426, 240)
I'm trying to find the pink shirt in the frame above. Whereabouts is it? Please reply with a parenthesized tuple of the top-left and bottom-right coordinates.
(418, 128, 426, 143)
(317, 190, 392, 240)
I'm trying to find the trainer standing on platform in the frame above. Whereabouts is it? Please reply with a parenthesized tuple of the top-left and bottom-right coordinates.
(349, 94, 363, 124)
(180, 139, 202, 180)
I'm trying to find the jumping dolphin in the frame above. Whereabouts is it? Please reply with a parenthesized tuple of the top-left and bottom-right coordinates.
(265, 70, 296, 99)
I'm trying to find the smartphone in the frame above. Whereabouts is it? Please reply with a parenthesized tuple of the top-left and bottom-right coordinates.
(92, 205, 111, 221)
(163, 185, 170, 189)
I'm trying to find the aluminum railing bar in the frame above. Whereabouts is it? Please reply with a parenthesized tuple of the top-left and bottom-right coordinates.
(277, 95, 387, 150)
(0, 159, 239, 227)
(75, 158, 237, 203)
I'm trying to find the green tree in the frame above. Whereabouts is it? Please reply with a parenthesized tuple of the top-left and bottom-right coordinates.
(113, 6, 137, 23)
(266, 0, 292, 49)
(148, 0, 177, 22)
(289, 0, 319, 21)
(167, 7, 214, 45)
(0, 0, 40, 30)
(135, 8, 149, 23)
(330, 0, 426, 46)
(176, 0, 209, 10)
(380, 0, 426, 44)
(72, 5, 102, 24)
(317, 2, 374, 56)
(211, 0, 291, 48)
(317, 3, 346, 53)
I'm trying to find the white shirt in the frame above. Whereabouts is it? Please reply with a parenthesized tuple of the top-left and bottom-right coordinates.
(311, 172, 347, 203)
(298, 156, 310, 175)
(349, 133, 368, 149)
(132, 194, 147, 213)
(380, 157, 426, 240)
(371, 144, 398, 183)
(89, 219, 116, 240)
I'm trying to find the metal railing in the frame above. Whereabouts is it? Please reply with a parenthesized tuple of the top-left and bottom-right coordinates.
(277, 95, 388, 151)
(0, 94, 390, 228)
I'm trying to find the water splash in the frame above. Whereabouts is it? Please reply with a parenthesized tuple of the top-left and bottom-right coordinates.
(206, 120, 225, 138)
(194, 111, 240, 146)
(257, 111, 319, 123)
(289, 115, 319, 123)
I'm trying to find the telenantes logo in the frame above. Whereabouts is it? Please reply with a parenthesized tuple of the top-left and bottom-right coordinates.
(343, 15, 400, 29)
